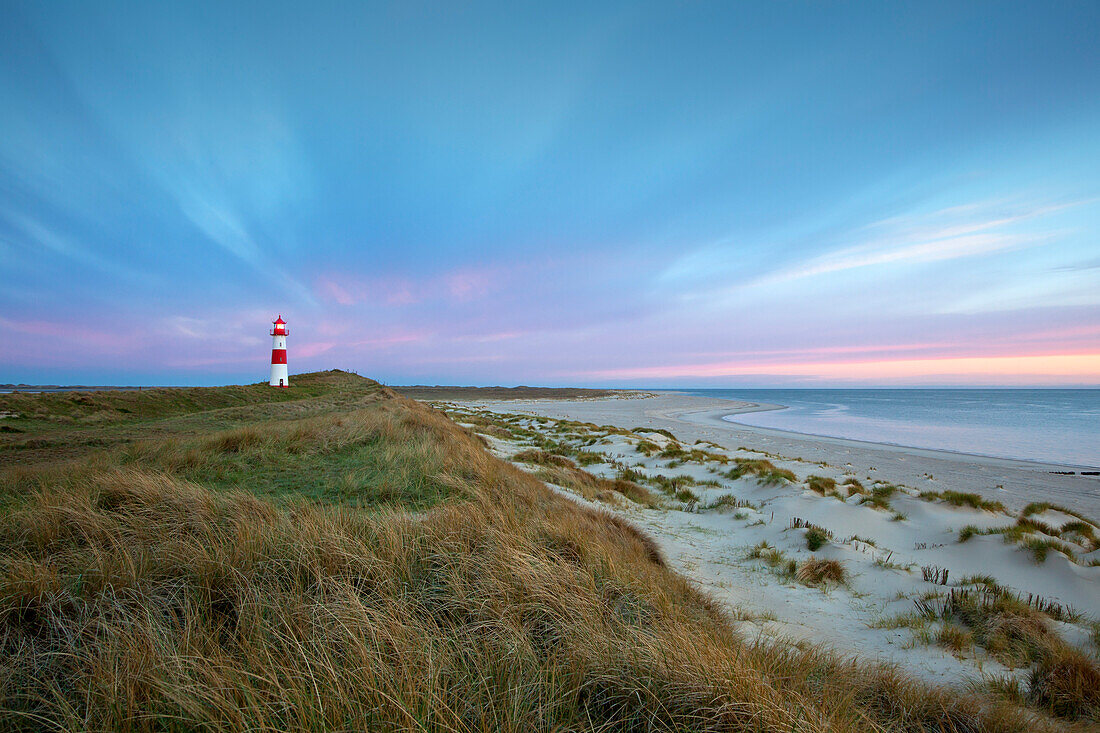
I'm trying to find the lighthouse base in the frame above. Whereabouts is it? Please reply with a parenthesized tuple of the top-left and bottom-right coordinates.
(269, 364, 290, 387)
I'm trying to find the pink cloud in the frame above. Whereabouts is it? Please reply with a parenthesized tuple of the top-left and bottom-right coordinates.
(313, 263, 512, 307)
(171, 354, 258, 367)
(346, 331, 432, 349)
(0, 317, 135, 351)
(313, 273, 421, 306)
(316, 277, 356, 306)
(444, 267, 492, 301)
(295, 341, 338, 358)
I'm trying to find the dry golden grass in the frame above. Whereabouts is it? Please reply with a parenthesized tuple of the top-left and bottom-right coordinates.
(1030, 647, 1100, 720)
(515, 450, 661, 509)
(796, 557, 847, 587)
(0, 374, 1084, 731)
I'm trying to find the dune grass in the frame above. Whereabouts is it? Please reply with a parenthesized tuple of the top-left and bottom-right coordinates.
(806, 475, 837, 495)
(859, 484, 898, 510)
(702, 493, 758, 512)
(516, 453, 661, 509)
(0, 374, 1085, 730)
(631, 426, 678, 441)
(957, 514, 1091, 563)
(911, 588, 1099, 720)
(797, 558, 847, 587)
(843, 477, 866, 496)
(726, 458, 797, 485)
(920, 490, 1006, 513)
(805, 525, 831, 551)
(1022, 502, 1095, 523)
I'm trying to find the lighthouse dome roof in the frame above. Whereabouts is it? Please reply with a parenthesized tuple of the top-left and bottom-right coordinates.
(273, 315, 286, 324)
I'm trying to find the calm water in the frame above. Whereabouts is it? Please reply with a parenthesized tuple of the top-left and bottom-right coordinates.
(678, 389, 1100, 467)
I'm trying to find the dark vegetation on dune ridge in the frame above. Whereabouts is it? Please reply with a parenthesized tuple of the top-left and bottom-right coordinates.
(0, 372, 1091, 731)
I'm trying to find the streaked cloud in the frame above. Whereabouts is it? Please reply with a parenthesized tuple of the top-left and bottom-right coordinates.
(755, 200, 1081, 285)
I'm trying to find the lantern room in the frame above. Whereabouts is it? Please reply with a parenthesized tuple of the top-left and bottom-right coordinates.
(270, 315, 289, 337)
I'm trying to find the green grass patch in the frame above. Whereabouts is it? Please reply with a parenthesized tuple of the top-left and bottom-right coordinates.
(859, 484, 897, 510)
(938, 490, 1006, 512)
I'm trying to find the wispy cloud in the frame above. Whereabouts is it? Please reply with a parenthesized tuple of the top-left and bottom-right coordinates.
(750, 200, 1080, 286)
(659, 198, 1085, 299)
(0, 208, 144, 281)
(163, 315, 265, 347)
(171, 185, 317, 306)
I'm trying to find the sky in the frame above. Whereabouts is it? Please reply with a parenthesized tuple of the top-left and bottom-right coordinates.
(2, 1, 1099, 387)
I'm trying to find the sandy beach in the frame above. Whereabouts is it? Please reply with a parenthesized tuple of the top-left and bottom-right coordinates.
(469, 392, 1100, 519)
(441, 392, 1100, 688)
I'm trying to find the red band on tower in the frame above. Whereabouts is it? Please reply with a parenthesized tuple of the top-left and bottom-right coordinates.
(271, 349, 287, 364)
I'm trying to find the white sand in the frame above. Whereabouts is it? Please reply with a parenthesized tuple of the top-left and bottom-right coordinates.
(444, 393, 1100, 688)
(470, 392, 1100, 518)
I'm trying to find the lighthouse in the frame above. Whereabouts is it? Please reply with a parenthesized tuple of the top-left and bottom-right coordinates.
(269, 315, 289, 387)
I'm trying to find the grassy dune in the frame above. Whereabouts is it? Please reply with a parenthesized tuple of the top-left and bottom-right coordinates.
(0, 372, 1083, 731)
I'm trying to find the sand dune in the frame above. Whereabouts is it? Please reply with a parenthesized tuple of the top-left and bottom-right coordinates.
(443, 393, 1100, 689)
(471, 392, 1100, 518)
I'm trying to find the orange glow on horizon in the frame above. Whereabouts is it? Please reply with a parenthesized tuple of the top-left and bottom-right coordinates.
(585, 353, 1100, 384)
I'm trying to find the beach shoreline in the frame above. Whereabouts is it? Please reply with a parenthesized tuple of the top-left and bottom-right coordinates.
(442, 394, 1100, 688)
(652, 390, 1100, 472)
(450, 392, 1100, 518)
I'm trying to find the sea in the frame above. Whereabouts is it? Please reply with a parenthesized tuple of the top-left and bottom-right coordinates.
(678, 389, 1100, 468)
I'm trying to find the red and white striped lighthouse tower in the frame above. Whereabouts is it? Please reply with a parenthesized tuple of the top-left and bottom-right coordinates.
(269, 315, 289, 387)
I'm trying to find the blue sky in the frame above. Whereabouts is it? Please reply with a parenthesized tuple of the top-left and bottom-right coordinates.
(2, 1, 1099, 386)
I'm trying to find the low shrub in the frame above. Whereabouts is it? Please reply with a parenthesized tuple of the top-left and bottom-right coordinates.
(796, 558, 847, 586)
(806, 526, 830, 551)
(937, 623, 974, 655)
(1029, 648, 1100, 720)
